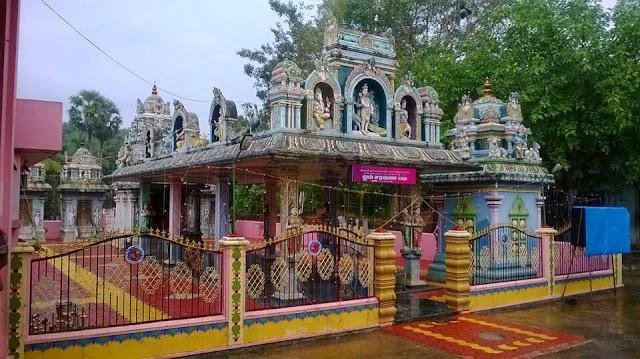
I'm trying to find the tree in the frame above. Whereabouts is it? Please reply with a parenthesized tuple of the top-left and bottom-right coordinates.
(65, 90, 125, 174)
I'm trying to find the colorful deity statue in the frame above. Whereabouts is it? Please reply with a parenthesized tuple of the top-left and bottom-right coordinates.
(401, 208, 413, 250)
(488, 137, 508, 158)
(355, 84, 374, 134)
(507, 92, 523, 121)
(399, 99, 411, 139)
(312, 88, 331, 129)
(411, 203, 425, 253)
(513, 126, 527, 159)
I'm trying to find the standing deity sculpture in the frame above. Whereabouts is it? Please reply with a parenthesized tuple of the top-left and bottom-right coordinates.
(93, 208, 101, 229)
(140, 201, 151, 229)
(401, 209, 413, 250)
(513, 126, 527, 159)
(355, 84, 374, 134)
(488, 137, 508, 158)
(507, 92, 523, 121)
(398, 99, 411, 139)
(411, 203, 425, 254)
(312, 88, 331, 129)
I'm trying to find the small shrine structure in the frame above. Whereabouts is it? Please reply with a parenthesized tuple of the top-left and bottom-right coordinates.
(18, 162, 50, 242)
(59, 146, 109, 241)
(424, 78, 554, 282)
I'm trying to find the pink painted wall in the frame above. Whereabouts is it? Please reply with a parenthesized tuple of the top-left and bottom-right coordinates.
(14, 99, 62, 164)
(44, 220, 61, 241)
(235, 220, 281, 242)
(1, 1, 21, 356)
(389, 230, 437, 263)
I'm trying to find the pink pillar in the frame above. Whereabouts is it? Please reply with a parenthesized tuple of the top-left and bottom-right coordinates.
(168, 177, 182, 235)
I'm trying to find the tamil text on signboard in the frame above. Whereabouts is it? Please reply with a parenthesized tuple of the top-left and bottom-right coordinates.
(351, 164, 416, 185)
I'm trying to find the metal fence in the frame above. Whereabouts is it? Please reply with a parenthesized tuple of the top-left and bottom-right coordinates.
(470, 226, 543, 285)
(244, 227, 374, 312)
(554, 226, 610, 275)
(29, 232, 223, 334)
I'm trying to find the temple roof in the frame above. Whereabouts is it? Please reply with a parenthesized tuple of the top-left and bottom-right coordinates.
(106, 129, 476, 183)
(69, 146, 101, 168)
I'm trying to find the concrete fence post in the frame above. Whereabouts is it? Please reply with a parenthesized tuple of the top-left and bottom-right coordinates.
(220, 234, 249, 346)
(536, 227, 558, 296)
(444, 229, 471, 312)
(9, 242, 35, 359)
(370, 230, 397, 326)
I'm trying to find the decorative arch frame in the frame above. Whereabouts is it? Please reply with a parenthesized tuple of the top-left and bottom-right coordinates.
(172, 100, 189, 151)
(344, 64, 394, 136)
(304, 70, 343, 131)
(452, 197, 477, 234)
(394, 84, 423, 140)
(509, 195, 529, 241)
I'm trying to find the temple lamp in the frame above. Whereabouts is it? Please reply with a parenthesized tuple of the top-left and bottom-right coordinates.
(230, 132, 254, 233)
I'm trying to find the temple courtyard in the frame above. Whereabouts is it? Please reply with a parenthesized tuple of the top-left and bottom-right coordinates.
(202, 264, 640, 358)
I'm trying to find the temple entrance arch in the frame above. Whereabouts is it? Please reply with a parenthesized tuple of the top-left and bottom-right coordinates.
(394, 84, 423, 141)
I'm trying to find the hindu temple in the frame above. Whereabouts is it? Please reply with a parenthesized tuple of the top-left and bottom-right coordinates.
(59, 145, 109, 241)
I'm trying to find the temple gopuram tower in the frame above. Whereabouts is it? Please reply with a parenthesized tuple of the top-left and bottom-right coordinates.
(424, 79, 554, 282)
(59, 146, 109, 242)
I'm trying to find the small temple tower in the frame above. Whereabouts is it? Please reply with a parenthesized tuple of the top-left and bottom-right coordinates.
(424, 78, 554, 282)
(18, 162, 50, 243)
(59, 146, 109, 242)
(268, 60, 306, 129)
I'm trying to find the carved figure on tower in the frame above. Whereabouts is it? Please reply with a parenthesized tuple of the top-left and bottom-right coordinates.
(312, 88, 331, 129)
(508, 92, 523, 121)
(399, 99, 411, 139)
(355, 84, 374, 134)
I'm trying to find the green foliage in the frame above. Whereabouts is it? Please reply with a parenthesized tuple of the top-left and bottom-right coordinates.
(65, 90, 125, 175)
(234, 184, 265, 217)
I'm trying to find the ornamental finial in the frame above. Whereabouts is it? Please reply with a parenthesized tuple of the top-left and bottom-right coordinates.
(483, 77, 492, 97)
(152, 82, 158, 95)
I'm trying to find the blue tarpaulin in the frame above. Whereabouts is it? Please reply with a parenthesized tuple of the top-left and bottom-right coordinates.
(575, 206, 631, 256)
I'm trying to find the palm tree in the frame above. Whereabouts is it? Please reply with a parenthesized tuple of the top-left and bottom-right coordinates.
(68, 90, 122, 149)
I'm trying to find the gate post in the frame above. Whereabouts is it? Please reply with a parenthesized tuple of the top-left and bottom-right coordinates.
(220, 234, 249, 346)
(536, 227, 558, 296)
(370, 230, 397, 326)
(444, 229, 471, 312)
(8, 242, 35, 359)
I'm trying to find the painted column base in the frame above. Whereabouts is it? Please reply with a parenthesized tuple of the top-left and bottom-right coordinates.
(427, 252, 446, 283)
(61, 228, 77, 242)
(403, 253, 426, 287)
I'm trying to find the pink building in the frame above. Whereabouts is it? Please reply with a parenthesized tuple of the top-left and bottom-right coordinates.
(1, 1, 62, 356)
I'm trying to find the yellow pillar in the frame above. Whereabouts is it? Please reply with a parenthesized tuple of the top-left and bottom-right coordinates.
(9, 242, 35, 359)
(220, 235, 249, 346)
(536, 227, 558, 296)
(444, 229, 471, 311)
(371, 230, 397, 326)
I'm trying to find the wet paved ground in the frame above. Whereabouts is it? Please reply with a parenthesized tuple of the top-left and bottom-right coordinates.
(195, 265, 640, 358)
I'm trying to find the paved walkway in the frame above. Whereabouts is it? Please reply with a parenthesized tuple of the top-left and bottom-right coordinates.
(195, 266, 640, 358)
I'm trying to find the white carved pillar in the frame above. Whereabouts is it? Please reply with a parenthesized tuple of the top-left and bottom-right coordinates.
(485, 191, 503, 260)
(536, 195, 546, 228)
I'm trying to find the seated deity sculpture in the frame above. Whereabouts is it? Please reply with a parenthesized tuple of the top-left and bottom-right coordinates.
(312, 88, 331, 129)
(524, 142, 541, 161)
(508, 92, 523, 121)
(513, 127, 527, 159)
(399, 99, 411, 139)
(488, 137, 508, 158)
(453, 128, 471, 158)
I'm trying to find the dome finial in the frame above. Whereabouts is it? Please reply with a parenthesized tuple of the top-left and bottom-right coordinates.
(483, 77, 492, 97)
(152, 82, 158, 95)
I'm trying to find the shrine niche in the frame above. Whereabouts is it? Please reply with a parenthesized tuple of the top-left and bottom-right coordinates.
(172, 100, 203, 152)
(304, 54, 342, 131)
(394, 76, 422, 141)
(209, 87, 238, 142)
(344, 63, 394, 138)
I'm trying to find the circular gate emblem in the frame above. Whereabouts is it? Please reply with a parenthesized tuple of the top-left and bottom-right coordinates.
(125, 244, 145, 264)
(308, 239, 322, 255)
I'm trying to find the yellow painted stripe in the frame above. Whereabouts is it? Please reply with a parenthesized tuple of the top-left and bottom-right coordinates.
(42, 246, 168, 322)
(513, 340, 532, 347)
(498, 344, 519, 350)
(403, 325, 503, 354)
(526, 337, 545, 344)
(417, 323, 433, 329)
(459, 317, 557, 340)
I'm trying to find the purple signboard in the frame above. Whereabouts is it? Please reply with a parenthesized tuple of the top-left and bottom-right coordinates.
(351, 164, 417, 185)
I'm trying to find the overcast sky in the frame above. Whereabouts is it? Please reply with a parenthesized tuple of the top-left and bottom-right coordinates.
(18, 0, 617, 133)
